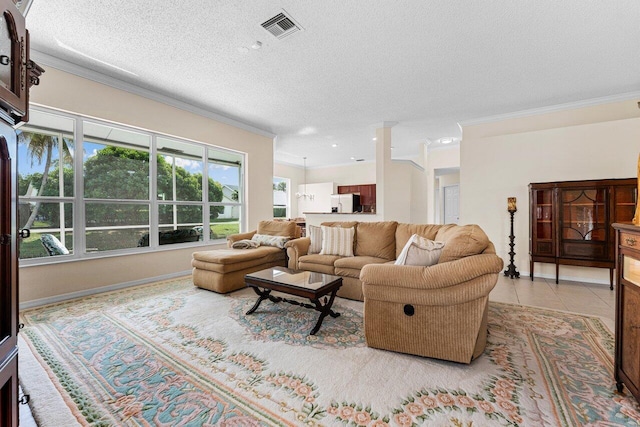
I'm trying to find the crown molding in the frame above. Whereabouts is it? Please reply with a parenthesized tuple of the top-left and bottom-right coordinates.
(459, 91, 640, 127)
(31, 50, 276, 139)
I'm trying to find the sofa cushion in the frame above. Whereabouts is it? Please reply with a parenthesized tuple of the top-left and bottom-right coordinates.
(308, 224, 323, 254)
(335, 255, 390, 270)
(355, 221, 397, 260)
(334, 255, 389, 279)
(257, 220, 299, 237)
(320, 226, 355, 257)
(395, 234, 445, 266)
(435, 224, 490, 263)
(192, 246, 285, 273)
(299, 253, 342, 275)
(299, 253, 341, 266)
(395, 223, 447, 258)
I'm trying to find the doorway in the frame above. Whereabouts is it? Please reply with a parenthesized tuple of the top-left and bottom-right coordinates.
(443, 184, 459, 224)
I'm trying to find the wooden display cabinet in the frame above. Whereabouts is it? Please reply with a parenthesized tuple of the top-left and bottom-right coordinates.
(613, 223, 640, 403)
(529, 178, 637, 289)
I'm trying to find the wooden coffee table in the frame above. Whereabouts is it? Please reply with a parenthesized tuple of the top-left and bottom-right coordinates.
(244, 267, 343, 335)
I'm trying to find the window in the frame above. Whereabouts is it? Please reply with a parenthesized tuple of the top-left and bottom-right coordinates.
(84, 121, 151, 252)
(17, 107, 246, 261)
(273, 177, 288, 218)
(17, 110, 75, 258)
(208, 148, 242, 239)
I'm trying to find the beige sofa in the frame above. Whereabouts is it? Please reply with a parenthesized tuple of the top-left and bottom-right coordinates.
(285, 221, 500, 301)
(191, 220, 300, 293)
(285, 221, 503, 363)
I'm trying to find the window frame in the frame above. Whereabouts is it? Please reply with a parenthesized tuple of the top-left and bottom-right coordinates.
(18, 106, 246, 265)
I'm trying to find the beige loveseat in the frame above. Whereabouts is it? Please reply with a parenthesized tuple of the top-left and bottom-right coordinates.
(191, 220, 300, 293)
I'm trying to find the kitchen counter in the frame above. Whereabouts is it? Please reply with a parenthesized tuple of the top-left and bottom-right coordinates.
(303, 212, 377, 215)
(303, 212, 382, 227)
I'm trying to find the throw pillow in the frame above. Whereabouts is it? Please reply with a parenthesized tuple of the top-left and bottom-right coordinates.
(395, 234, 445, 266)
(320, 226, 355, 257)
(308, 225, 323, 254)
(251, 233, 290, 249)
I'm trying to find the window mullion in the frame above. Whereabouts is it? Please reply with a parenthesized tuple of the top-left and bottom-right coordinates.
(75, 119, 85, 258)
(203, 149, 210, 243)
(150, 135, 159, 248)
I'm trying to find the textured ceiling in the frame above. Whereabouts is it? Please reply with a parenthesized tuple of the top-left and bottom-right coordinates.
(26, 1, 640, 168)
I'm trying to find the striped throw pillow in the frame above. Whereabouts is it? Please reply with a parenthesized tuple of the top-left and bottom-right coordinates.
(320, 226, 355, 257)
(308, 225, 323, 254)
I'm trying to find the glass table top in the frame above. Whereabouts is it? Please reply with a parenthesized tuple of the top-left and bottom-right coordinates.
(246, 267, 341, 291)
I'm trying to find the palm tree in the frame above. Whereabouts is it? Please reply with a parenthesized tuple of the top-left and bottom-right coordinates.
(18, 131, 73, 229)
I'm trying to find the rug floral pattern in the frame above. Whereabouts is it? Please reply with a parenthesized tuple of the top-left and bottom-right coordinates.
(19, 278, 640, 426)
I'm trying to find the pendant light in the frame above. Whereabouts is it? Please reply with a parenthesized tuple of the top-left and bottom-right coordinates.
(295, 157, 314, 200)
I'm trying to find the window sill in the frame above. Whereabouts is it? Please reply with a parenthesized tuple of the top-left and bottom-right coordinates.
(19, 239, 229, 267)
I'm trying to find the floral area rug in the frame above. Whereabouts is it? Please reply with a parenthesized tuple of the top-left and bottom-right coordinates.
(19, 277, 640, 426)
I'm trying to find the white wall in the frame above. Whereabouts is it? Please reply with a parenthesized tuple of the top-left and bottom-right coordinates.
(461, 99, 640, 284)
(22, 67, 274, 303)
(296, 182, 336, 216)
(306, 161, 376, 185)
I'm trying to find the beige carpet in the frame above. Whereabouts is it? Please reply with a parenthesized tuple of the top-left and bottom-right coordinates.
(19, 277, 640, 426)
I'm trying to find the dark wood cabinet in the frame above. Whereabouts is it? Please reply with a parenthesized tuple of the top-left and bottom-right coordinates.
(0, 0, 40, 424)
(337, 184, 376, 212)
(0, 120, 18, 427)
(529, 178, 637, 289)
(613, 223, 640, 403)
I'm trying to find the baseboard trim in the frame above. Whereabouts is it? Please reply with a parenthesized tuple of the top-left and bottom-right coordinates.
(19, 270, 192, 310)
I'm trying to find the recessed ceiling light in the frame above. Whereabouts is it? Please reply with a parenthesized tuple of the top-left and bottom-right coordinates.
(350, 156, 355, 160)
(372, 137, 377, 141)
(251, 41, 263, 50)
(440, 137, 454, 144)
(331, 144, 337, 148)
(298, 126, 317, 136)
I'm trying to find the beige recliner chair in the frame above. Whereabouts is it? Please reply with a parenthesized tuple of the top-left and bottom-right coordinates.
(360, 236, 503, 364)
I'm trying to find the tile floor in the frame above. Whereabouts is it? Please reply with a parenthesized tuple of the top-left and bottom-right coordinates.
(490, 274, 616, 330)
(18, 275, 616, 426)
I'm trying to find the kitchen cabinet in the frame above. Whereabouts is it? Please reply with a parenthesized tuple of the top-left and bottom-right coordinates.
(337, 184, 376, 212)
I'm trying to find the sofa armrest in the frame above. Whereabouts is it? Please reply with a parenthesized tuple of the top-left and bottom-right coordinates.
(284, 237, 311, 269)
(226, 230, 257, 247)
(361, 254, 504, 305)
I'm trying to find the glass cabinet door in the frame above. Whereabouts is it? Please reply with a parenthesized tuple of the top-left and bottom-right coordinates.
(532, 188, 554, 256)
(561, 188, 607, 242)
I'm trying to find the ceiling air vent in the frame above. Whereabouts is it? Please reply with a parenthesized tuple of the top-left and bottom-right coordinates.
(261, 10, 303, 39)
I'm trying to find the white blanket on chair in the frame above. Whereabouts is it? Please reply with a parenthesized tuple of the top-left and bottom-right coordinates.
(231, 239, 260, 249)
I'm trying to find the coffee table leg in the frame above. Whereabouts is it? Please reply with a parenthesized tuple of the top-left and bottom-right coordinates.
(309, 289, 341, 335)
(246, 287, 272, 315)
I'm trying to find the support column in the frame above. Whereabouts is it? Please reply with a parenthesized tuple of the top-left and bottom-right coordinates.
(374, 122, 396, 219)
